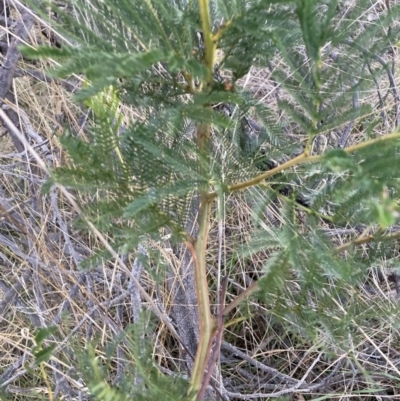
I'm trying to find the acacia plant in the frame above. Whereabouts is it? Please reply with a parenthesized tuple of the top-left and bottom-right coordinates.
(24, 0, 400, 399)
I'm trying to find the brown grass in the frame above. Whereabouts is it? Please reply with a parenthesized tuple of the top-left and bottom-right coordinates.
(1, 1, 400, 400)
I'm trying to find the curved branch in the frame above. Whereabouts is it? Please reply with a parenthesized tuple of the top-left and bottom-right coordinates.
(223, 227, 400, 316)
(209, 128, 400, 198)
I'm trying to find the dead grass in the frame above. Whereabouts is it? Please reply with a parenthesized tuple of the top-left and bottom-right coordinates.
(0, 1, 400, 400)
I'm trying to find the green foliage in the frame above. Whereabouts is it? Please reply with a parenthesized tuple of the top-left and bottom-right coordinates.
(27, 0, 400, 398)
(77, 314, 190, 401)
(32, 326, 58, 365)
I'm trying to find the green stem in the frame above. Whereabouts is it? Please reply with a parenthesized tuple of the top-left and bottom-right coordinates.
(221, 128, 400, 316)
(223, 228, 400, 317)
(188, 122, 216, 399)
(198, 0, 215, 86)
(209, 128, 400, 198)
(186, 2, 217, 399)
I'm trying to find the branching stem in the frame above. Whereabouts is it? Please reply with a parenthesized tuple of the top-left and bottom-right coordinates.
(186, 2, 218, 399)
(223, 228, 400, 317)
(209, 128, 400, 198)
(190, 2, 400, 398)
(221, 128, 400, 316)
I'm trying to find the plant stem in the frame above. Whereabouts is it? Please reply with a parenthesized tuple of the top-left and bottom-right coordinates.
(209, 153, 309, 198)
(198, 0, 215, 85)
(221, 129, 400, 316)
(223, 227, 400, 317)
(189, 162, 216, 396)
(187, 122, 217, 399)
(209, 128, 400, 198)
(335, 229, 400, 253)
(186, 2, 218, 399)
(223, 280, 258, 316)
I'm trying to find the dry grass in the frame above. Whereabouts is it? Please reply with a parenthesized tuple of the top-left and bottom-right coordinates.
(0, 1, 400, 400)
